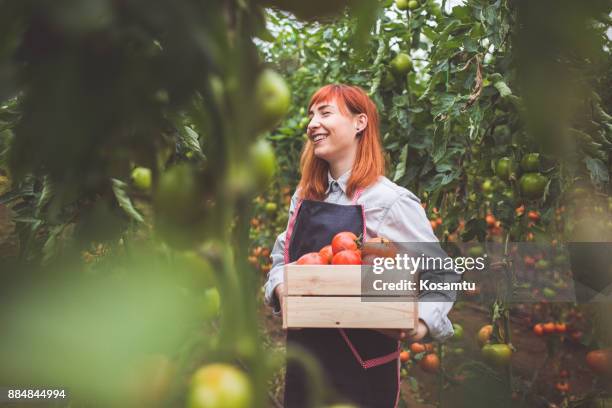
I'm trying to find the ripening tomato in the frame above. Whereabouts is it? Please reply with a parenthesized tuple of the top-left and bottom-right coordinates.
(318, 245, 333, 264)
(586, 349, 612, 377)
(527, 210, 540, 222)
(410, 342, 426, 354)
(296, 252, 326, 265)
(481, 343, 512, 367)
(188, 363, 252, 408)
(419, 353, 440, 373)
(555, 322, 567, 334)
(485, 214, 496, 228)
(477, 324, 493, 346)
(331, 249, 361, 265)
(400, 350, 410, 363)
(331, 231, 358, 255)
(542, 322, 556, 334)
(555, 380, 570, 393)
(533, 323, 544, 337)
(362, 236, 397, 259)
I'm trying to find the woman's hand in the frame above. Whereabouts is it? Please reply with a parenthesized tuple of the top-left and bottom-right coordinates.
(274, 283, 286, 317)
(375, 319, 429, 342)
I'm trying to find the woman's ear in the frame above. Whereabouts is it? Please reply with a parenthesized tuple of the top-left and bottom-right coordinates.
(354, 113, 368, 136)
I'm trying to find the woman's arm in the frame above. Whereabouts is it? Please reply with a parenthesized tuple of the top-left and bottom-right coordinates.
(263, 190, 300, 316)
(376, 191, 461, 342)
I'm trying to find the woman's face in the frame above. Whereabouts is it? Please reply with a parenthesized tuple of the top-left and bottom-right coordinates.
(306, 99, 366, 164)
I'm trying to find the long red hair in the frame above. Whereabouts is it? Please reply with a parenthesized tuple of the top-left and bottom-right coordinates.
(297, 84, 385, 201)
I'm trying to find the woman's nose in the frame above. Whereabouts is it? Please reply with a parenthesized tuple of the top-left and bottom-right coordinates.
(307, 118, 321, 132)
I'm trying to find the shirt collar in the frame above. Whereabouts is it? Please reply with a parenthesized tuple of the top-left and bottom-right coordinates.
(325, 169, 351, 195)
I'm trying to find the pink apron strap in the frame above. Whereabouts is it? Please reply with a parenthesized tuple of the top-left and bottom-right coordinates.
(351, 187, 366, 239)
(338, 329, 401, 369)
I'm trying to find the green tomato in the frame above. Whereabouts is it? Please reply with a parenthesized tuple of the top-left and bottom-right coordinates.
(453, 347, 465, 355)
(519, 173, 547, 200)
(249, 139, 277, 188)
(188, 363, 252, 408)
(202, 287, 221, 319)
(255, 69, 291, 131)
(495, 157, 515, 181)
(481, 344, 512, 367)
(131, 167, 152, 191)
(390, 53, 413, 76)
(154, 164, 200, 225)
(467, 245, 484, 257)
(452, 323, 464, 341)
(481, 178, 495, 194)
(542, 287, 557, 299)
(408, 0, 419, 9)
(535, 259, 550, 271)
(265, 202, 278, 214)
(395, 0, 410, 10)
(520, 153, 540, 172)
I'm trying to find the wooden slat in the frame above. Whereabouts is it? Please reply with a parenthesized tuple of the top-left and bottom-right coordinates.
(284, 264, 362, 295)
(282, 297, 417, 329)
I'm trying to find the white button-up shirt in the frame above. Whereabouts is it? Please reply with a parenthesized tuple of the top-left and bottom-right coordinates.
(263, 170, 460, 341)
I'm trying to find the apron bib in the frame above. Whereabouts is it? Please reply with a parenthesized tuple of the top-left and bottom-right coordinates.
(283, 189, 401, 408)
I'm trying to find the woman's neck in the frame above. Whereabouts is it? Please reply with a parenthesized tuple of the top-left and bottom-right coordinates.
(329, 157, 354, 180)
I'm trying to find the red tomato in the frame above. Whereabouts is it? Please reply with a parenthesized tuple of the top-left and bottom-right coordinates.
(410, 343, 426, 354)
(400, 350, 410, 363)
(318, 245, 333, 264)
(543, 322, 556, 334)
(528, 210, 540, 222)
(419, 353, 440, 373)
(586, 349, 612, 376)
(555, 380, 570, 393)
(296, 252, 326, 265)
(555, 322, 567, 334)
(331, 231, 358, 255)
(331, 249, 361, 265)
(362, 236, 397, 259)
(533, 323, 544, 337)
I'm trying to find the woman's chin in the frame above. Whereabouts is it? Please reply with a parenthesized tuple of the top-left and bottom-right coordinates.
(313, 147, 331, 161)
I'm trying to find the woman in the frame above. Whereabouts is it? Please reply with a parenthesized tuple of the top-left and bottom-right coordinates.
(264, 84, 459, 407)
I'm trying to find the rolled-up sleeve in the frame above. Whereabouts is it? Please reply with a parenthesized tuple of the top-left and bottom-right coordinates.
(376, 191, 461, 342)
(263, 191, 299, 315)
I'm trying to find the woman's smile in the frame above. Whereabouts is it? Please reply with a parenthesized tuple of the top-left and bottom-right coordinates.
(312, 132, 328, 143)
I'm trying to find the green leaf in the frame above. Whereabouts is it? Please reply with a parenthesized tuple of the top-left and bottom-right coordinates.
(393, 145, 408, 182)
(584, 157, 609, 185)
(111, 179, 144, 223)
(179, 126, 204, 156)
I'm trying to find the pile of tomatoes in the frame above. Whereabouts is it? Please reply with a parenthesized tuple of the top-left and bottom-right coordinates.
(295, 231, 362, 265)
(295, 232, 396, 265)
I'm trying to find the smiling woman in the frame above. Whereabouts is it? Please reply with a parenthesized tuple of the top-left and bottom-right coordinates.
(301, 84, 385, 200)
(264, 84, 459, 407)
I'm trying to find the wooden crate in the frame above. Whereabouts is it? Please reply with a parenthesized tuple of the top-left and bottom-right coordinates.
(282, 264, 418, 329)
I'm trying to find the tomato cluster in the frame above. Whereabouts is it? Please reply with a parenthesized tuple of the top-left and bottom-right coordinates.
(532, 321, 567, 336)
(295, 231, 362, 265)
(295, 232, 397, 265)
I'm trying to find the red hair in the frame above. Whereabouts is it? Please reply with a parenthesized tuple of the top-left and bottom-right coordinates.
(297, 84, 385, 201)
